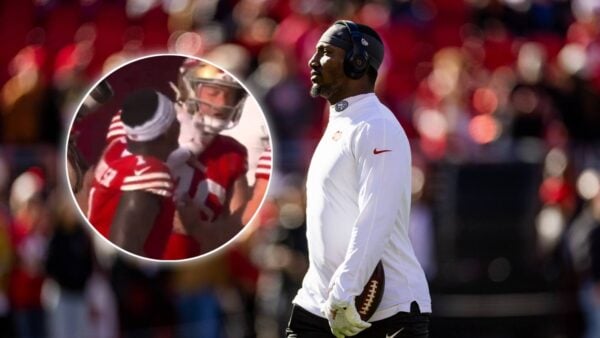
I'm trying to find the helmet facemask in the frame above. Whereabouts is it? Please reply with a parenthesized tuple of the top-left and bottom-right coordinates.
(178, 62, 247, 136)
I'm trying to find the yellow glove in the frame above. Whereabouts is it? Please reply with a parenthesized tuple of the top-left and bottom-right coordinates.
(322, 298, 371, 337)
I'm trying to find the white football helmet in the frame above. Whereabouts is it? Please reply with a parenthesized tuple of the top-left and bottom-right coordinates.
(176, 59, 247, 135)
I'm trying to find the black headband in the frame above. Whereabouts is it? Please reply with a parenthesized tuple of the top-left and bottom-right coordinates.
(318, 21, 384, 71)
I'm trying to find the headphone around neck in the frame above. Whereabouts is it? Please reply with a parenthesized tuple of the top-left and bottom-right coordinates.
(341, 20, 369, 80)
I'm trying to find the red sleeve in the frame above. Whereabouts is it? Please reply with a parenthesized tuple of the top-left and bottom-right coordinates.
(105, 111, 126, 145)
(234, 142, 248, 184)
(255, 149, 271, 180)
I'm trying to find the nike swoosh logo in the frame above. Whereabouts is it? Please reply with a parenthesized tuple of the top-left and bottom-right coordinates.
(134, 166, 152, 176)
(373, 148, 392, 155)
(385, 328, 404, 338)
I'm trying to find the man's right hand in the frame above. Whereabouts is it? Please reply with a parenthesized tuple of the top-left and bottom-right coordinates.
(323, 299, 371, 337)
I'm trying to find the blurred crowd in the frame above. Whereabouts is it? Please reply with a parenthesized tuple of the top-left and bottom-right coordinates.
(2, 0, 600, 337)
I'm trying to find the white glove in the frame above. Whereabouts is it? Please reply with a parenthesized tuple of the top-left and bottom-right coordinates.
(322, 298, 371, 337)
(167, 103, 207, 171)
(176, 102, 206, 156)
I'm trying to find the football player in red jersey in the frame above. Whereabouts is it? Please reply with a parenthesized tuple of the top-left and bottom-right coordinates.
(162, 60, 251, 259)
(87, 89, 180, 259)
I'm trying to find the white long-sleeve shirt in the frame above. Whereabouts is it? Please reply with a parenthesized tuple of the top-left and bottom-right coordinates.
(293, 93, 431, 321)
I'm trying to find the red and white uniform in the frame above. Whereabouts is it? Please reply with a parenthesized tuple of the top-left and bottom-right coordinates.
(255, 148, 271, 181)
(88, 140, 175, 259)
(163, 134, 247, 260)
(105, 112, 126, 146)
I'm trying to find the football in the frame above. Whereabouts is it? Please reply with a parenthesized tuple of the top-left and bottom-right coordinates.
(355, 260, 385, 321)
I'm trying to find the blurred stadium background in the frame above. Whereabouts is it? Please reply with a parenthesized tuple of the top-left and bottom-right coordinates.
(2, 0, 600, 337)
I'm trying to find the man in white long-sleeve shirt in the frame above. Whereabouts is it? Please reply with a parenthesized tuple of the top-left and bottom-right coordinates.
(286, 20, 431, 338)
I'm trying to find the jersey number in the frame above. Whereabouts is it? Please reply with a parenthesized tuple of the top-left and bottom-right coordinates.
(99, 167, 117, 187)
(175, 166, 225, 220)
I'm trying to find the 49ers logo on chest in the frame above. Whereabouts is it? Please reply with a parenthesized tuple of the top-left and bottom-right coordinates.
(173, 163, 226, 221)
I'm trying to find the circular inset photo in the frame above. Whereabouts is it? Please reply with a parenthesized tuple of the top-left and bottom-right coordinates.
(66, 54, 272, 261)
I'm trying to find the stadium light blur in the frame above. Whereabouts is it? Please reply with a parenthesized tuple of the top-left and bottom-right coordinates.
(9, 170, 44, 212)
(501, 0, 531, 12)
(359, 3, 390, 29)
(577, 169, 600, 200)
(415, 108, 448, 140)
(536, 206, 564, 251)
(539, 177, 568, 205)
(572, 0, 600, 22)
(512, 87, 538, 114)
(517, 42, 545, 84)
(429, 48, 462, 98)
(536, 205, 565, 250)
(126, 0, 157, 18)
(558, 43, 587, 75)
(278, 203, 304, 230)
(163, 0, 189, 14)
(544, 148, 568, 177)
(172, 31, 204, 56)
(468, 114, 500, 144)
(472, 87, 499, 114)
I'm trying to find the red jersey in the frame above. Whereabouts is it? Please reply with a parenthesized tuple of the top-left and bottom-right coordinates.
(163, 135, 247, 260)
(105, 111, 126, 145)
(88, 140, 175, 259)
